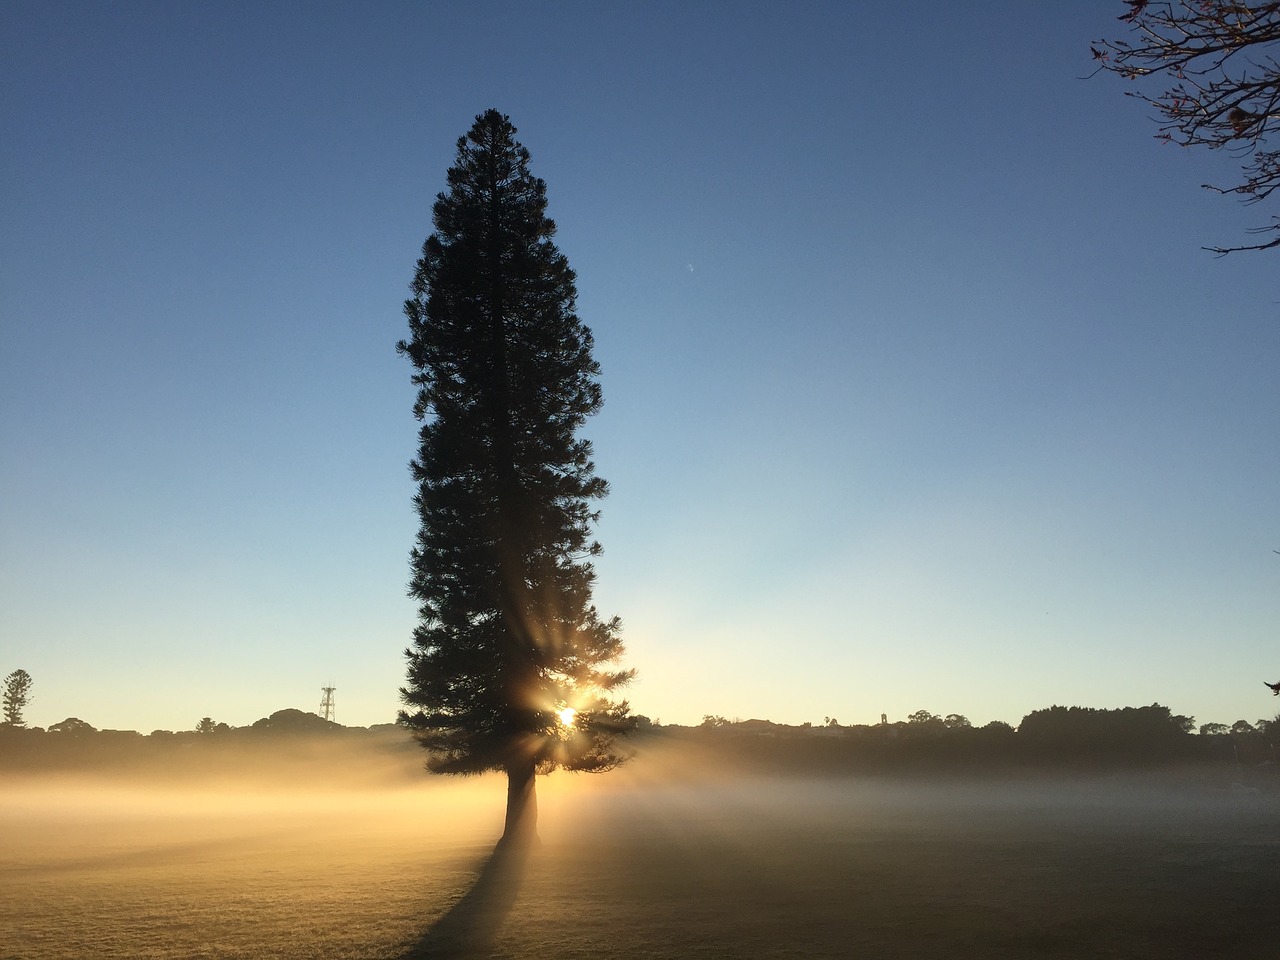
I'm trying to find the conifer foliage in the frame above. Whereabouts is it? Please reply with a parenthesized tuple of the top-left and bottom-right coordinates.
(2, 669, 33, 727)
(397, 110, 634, 843)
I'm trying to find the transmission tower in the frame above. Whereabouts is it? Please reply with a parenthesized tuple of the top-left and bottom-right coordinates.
(320, 685, 336, 723)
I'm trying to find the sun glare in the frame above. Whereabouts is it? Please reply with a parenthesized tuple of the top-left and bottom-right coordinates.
(558, 706, 577, 727)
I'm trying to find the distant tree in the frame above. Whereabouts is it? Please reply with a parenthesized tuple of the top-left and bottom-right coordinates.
(2, 669, 33, 727)
(944, 713, 972, 729)
(1231, 719, 1256, 735)
(701, 715, 729, 728)
(1019, 703, 1193, 760)
(1199, 721, 1230, 736)
(48, 717, 95, 735)
(397, 109, 634, 846)
(194, 717, 235, 734)
(249, 709, 335, 734)
(1091, 1, 1280, 253)
(903, 710, 947, 739)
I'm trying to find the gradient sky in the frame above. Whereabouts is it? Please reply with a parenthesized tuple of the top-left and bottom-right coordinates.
(2, 1, 1277, 734)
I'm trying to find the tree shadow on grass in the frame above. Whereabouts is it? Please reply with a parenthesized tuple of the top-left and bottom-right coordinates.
(399, 841, 532, 959)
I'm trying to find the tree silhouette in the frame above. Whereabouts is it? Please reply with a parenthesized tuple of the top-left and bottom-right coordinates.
(2, 669, 33, 727)
(397, 109, 634, 846)
(1018, 703, 1195, 760)
(48, 717, 95, 735)
(1091, 1, 1280, 253)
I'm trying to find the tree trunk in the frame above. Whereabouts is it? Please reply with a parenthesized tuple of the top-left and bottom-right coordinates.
(499, 757, 538, 847)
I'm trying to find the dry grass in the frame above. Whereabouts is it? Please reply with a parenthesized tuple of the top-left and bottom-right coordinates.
(3, 752, 1277, 959)
(1, 780, 498, 959)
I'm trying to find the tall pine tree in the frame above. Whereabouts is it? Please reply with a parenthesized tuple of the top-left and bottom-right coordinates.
(2, 669, 33, 727)
(397, 110, 634, 846)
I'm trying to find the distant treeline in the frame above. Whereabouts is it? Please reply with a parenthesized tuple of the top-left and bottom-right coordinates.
(0, 709, 420, 781)
(2, 704, 1278, 782)
(662, 704, 1280, 778)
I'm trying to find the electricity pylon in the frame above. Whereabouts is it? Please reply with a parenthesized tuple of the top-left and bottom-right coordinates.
(320, 685, 335, 723)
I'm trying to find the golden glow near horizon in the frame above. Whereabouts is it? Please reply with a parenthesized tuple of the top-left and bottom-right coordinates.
(558, 706, 577, 728)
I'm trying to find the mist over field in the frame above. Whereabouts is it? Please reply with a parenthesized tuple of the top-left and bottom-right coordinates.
(4, 730, 1277, 959)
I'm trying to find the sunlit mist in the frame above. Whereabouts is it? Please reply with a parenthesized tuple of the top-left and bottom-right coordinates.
(3, 730, 1278, 959)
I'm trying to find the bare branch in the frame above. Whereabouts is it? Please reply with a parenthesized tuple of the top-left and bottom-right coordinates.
(1093, 1, 1280, 252)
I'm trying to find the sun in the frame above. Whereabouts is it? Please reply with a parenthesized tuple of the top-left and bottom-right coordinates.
(557, 706, 577, 728)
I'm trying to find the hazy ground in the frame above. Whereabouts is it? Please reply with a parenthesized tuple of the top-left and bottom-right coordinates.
(2, 739, 1276, 959)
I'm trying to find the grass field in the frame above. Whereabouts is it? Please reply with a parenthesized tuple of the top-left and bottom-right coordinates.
(3, 750, 1277, 959)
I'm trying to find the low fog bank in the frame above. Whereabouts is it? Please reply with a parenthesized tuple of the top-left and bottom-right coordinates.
(6, 730, 1274, 880)
(0, 709, 426, 791)
(3, 707, 1278, 798)
(5, 721, 1276, 960)
(617, 721, 1280, 796)
(538, 738, 1280, 874)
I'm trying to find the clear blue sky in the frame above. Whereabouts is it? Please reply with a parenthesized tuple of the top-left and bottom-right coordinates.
(2, 1, 1276, 733)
